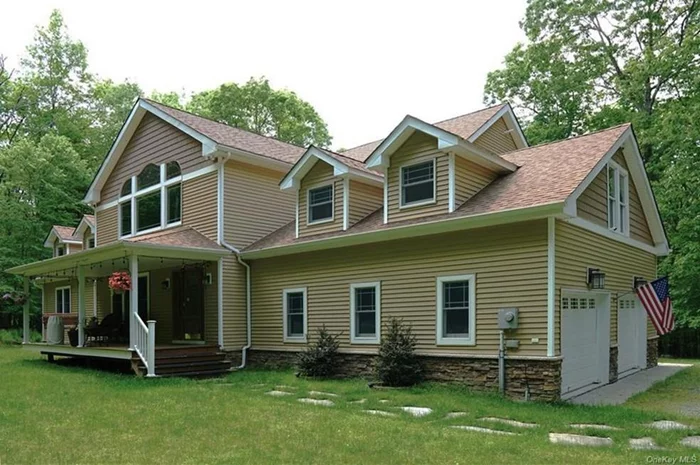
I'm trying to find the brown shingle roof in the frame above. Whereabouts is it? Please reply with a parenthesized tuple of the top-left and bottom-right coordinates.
(82, 214, 95, 227)
(244, 124, 630, 253)
(145, 99, 306, 165)
(52, 225, 79, 242)
(125, 226, 225, 251)
(316, 147, 381, 176)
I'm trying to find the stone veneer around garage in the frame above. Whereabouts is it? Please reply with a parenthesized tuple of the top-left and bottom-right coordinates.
(245, 350, 562, 402)
(609, 346, 619, 383)
(647, 337, 659, 369)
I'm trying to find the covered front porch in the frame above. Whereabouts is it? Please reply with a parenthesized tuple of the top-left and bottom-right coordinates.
(8, 228, 231, 377)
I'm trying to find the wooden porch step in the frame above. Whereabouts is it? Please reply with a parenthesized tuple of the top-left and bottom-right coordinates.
(152, 360, 232, 375)
(130, 345, 232, 378)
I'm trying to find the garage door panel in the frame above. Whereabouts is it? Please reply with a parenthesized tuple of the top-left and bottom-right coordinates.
(618, 297, 646, 376)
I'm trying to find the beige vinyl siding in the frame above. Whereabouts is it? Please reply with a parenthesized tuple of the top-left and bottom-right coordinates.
(67, 243, 83, 254)
(387, 132, 449, 222)
(348, 180, 383, 226)
(555, 220, 657, 353)
(473, 117, 518, 154)
(224, 161, 295, 249)
(43, 280, 78, 316)
(96, 206, 118, 246)
(222, 255, 247, 349)
(250, 220, 549, 356)
(100, 113, 209, 203)
(182, 172, 218, 241)
(454, 156, 499, 207)
(576, 150, 654, 246)
(298, 161, 344, 237)
(149, 268, 173, 344)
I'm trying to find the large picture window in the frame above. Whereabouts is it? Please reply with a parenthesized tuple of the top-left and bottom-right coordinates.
(436, 274, 476, 345)
(350, 282, 381, 344)
(283, 288, 307, 342)
(401, 159, 435, 206)
(607, 161, 629, 235)
(119, 162, 182, 237)
(308, 184, 333, 223)
(56, 287, 71, 314)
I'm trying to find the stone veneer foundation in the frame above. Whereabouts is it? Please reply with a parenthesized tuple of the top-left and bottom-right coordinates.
(608, 346, 619, 383)
(647, 337, 659, 369)
(246, 350, 562, 402)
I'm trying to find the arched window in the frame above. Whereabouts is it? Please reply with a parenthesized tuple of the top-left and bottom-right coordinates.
(166, 161, 181, 180)
(137, 164, 160, 190)
(121, 180, 132, 197)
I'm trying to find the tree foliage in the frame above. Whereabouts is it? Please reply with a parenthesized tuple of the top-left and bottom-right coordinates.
(485, 0, 700, 326)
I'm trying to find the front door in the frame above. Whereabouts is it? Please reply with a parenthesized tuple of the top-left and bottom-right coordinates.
(172, 267, 205, 342)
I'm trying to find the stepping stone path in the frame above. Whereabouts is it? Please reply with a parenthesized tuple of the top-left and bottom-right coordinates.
(309, 391, 339, 398)
(445, 412, 468, 419)
(266, 390, 293, 397)
(379, 399, 390, 404)
(629, 437, 662, 450)
(364, 410, 397, 417)
(648, 420, 690, 430)
(349, 399, 367, 404)
(298, 398, 334, 407)
(275, 385, 296, 390)
(570, 423, 621, 431)
(549, 433, 613, 447)
(480, 417, 538, 429)
(680, 436, 700, 449)
(450, 425, 518, 436)
(399, 407, 433, 417)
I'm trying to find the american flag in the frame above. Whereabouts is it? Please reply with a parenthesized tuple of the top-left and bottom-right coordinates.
(636, 277, 675, 335)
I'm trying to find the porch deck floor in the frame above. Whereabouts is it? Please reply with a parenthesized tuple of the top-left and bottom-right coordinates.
(24, 342, 215, 361)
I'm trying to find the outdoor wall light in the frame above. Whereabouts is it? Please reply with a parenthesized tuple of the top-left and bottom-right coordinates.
(633, 276, 648, 289)
(587, 268, 606, 290)
(161, 279, 170, 290)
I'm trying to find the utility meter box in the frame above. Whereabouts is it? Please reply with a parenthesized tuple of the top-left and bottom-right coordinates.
(498, 308, 519, 330)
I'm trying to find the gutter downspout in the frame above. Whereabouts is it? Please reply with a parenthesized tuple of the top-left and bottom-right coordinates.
(222, 241, 251, 370)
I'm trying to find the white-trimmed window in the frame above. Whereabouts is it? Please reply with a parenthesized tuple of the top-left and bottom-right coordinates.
(119, 161, 182, 238)
(436, 274, 476, 345)
(56, 286, 71, 314)
(400, 159, 435, 207)
(308, 184, 334, 224)
(350, 282, 381, 344)
(607, 161, 629, 235)
(283, 287, 307, 342)
(54, 245, 65, 257)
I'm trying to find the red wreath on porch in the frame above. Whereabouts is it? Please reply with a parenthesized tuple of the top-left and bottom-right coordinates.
(108, 271, 132, 293)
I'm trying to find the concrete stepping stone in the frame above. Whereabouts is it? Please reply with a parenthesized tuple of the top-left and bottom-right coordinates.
(275, 385, 296, 390)
(298, 398, 334, 407)
(266, 390, 293, 397)
(648, 420, 690, 430)
(549, 433, 613, 447)
(570, 423, 621, 431)
(680, 436, 700, 449)
(378, 399, 390, 404)
(364, 409, 397, 417)
(630, 437, 662, 450)
(309, 390, 339, 398)
(399, 406, 433, 417)
(349, 399, 367, 404)
(480, 417, 538, 429)
(450, 425, 518, 436)
(445, 412, 468, 419)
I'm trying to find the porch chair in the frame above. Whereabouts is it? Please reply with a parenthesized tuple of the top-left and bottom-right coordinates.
(84, 313, 123, 346)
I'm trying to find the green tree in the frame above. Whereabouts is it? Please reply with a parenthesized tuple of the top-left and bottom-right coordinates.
(0, 56, 25, 143)
(187, 77, 331, 147)
(148, 90, 185, 109)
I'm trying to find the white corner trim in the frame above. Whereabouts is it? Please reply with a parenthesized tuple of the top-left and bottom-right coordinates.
(448, 153, 456, 213)
(350, 281, 381, 344)
(217, 161, 224, 245)
(295, 191, 300, 239)
(565, 216, 668, 256)
(547, 216, 556, 357)
(436, 274, 476, 346)
(217, 257, 224, 347)
(343, 177, 349, 231)
(383, 167, 388, 224)
(282, 287, 308, 343)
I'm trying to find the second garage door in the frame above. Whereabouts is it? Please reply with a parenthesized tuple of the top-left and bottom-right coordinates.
(618, 296, 647, 377)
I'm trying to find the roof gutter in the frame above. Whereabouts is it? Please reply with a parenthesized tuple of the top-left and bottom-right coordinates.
(220, 240, 252, 370)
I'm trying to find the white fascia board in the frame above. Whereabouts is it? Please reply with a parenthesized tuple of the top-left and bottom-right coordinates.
(451, 140, 518, 173)
(565, 216, 668, 256)
(74, 217, 96, 237)
(468, 104, 528, 149)
(564, 127, 669, 251)
(242, 201, 564, 259)
(365, 116, 460, 170)
(279, 147, 348, 190)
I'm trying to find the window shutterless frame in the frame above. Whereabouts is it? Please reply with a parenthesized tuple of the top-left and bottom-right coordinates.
(55, 286, 71, 314)
(436, 274, 476, 346)
(307, 183, 334, 225)
(350, 281, 381, 344)
(283, 287, 307, 343)
(606, 160, 630, 237)
(399, 158, 436, 208)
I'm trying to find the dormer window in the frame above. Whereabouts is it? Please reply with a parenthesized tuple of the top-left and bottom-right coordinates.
(607, 161, 629, 235)
(55, 245, 65, 257)
(400, 159, 435, 207)
(308, 184, 333, 224)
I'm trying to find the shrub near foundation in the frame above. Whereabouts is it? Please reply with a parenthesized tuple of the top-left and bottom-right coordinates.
(375, 318, 423, 386)
(297, 326, 341, 378)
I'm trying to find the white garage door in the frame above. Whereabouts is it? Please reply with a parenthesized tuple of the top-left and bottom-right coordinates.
(561, 292, 610, 398)
(618, 296, 647, 376)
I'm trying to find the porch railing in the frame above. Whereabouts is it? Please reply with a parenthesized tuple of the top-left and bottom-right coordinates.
(132, 314, 156, 377)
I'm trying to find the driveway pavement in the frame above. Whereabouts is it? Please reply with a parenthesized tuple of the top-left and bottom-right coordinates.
(569, 363, 692, 406)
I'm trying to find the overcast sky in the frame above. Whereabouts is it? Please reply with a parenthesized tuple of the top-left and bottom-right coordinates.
(2, 0, 527, 150)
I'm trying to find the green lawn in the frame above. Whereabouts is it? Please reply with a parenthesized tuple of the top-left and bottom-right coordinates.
(0, 347, 698, 464)
(626, 358, 700, 418)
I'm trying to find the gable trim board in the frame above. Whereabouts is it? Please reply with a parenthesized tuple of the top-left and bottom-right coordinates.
(467, 103, 528, 150)
(563, 126, 668, 254)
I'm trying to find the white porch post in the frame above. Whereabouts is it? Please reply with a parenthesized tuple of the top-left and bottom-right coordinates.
(129, 254, 139, 350)
(147, 320, 156, 377)
(78, 265, 86, 347)
(22, 277, 30, 344)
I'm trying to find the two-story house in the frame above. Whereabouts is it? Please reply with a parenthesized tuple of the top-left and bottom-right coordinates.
(9, 99, 668, 400)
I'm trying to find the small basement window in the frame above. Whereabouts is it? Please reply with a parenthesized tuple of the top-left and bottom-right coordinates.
(401, 159, 435, 206)
(308, 184, 334, 223)
(283, 288, 307, 342)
